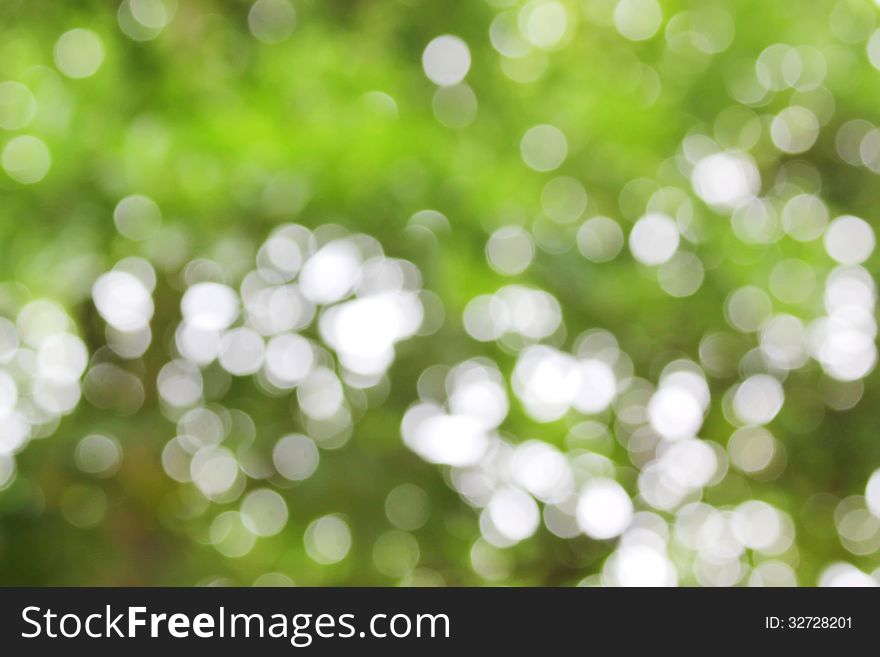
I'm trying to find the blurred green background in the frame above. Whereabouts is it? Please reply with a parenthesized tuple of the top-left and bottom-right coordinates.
(0, 0, 879, 586)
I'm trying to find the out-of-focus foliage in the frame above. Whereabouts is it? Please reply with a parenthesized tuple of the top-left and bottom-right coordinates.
(0, 0, 879, 586)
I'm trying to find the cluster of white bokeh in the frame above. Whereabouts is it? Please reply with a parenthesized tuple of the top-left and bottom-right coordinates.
(809, 247, 877, 383)
(685, 141, 877, 385)
(0, 302, 90, 489)
(401, 320, 814, 585)
(138, 223, 424, 558)
(463, 285, 563, 348)
(404, 133, 876, 587)
(667, 137, 875, 585)
(402, 356, 610, 546)
(407, 1, 880, 584)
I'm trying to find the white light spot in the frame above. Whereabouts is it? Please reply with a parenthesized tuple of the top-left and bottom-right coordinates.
(182, 282, 239, 331)
(75, 434, 122, 477)
(605, 544, 677, 586)
(824, 215, 875, 265)
(781, 194, 828, 242)
(319, 291, 422, 376)
(113, 194, 162, 241)
(258, 228, 306, 282)
(731, 198, 780, 244)
(487, 487, 540, 543)
(241, 488, 288, 537)
(248, 0, 296, 44)
(0, 81, 36, 130)
(770, 106, 819, 154)
(769, 259, 815, 304)
(577, 479, 633, 539)
(731, 500, 784, 552)
(92, 270, 154, 332)
(728, 427, 778, 474)
(33, 379, 82, 416)
(648, 386, 704, 441)
(813, 315, 877, 381)
(629, 213, 679, 265)
(542, 176, 587, 224)
(725, 286, 772, 332)
(818, 563, 877, 587)
(614, 0, 663, 42)
(760, 314, 808, 370)
(577, 216, 624, 262)
(161, 437, 192, 482)
(572, 358, 617, 414)
(117, 0, 174, 41)
(447, 366, 509, 430)
(191, 446, 239, 497)
(264, 333, 314, 388)
(175, 322, 221, 366)
(177, 407, 224, 451)
(157, 359, 202, 408)
(691, 151, 759, 209)
(297, 367, 344, 420)
(218, 327, 265, 376)
(210, 511, 255, 558)
(520, 124, 568, 172)
(299, 240, 362, 304)
(37, 333, 88, 384)
(733, 375, 784, 426)
(432, 83, 478, 129)
(521, 1, 568, 49)
(53, 29, 105, 79)
(486, 226, 534, 275)
(512, 346, 578, 422)
(490, 11, 530, 58)
(422, 35, 471, 87)
(2, 135, 51, 184)
(273, 433, 319, 481)
(305, 514, 351, 564)
(661, 439, 718, 489)
(749, 561, 797, 587)
(407, 412, 489, 467)
(658, 252, 704, 298)
(511, 441, 572, 503)
(129, 0, 177, 30)
(17, 300, 70, 347)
